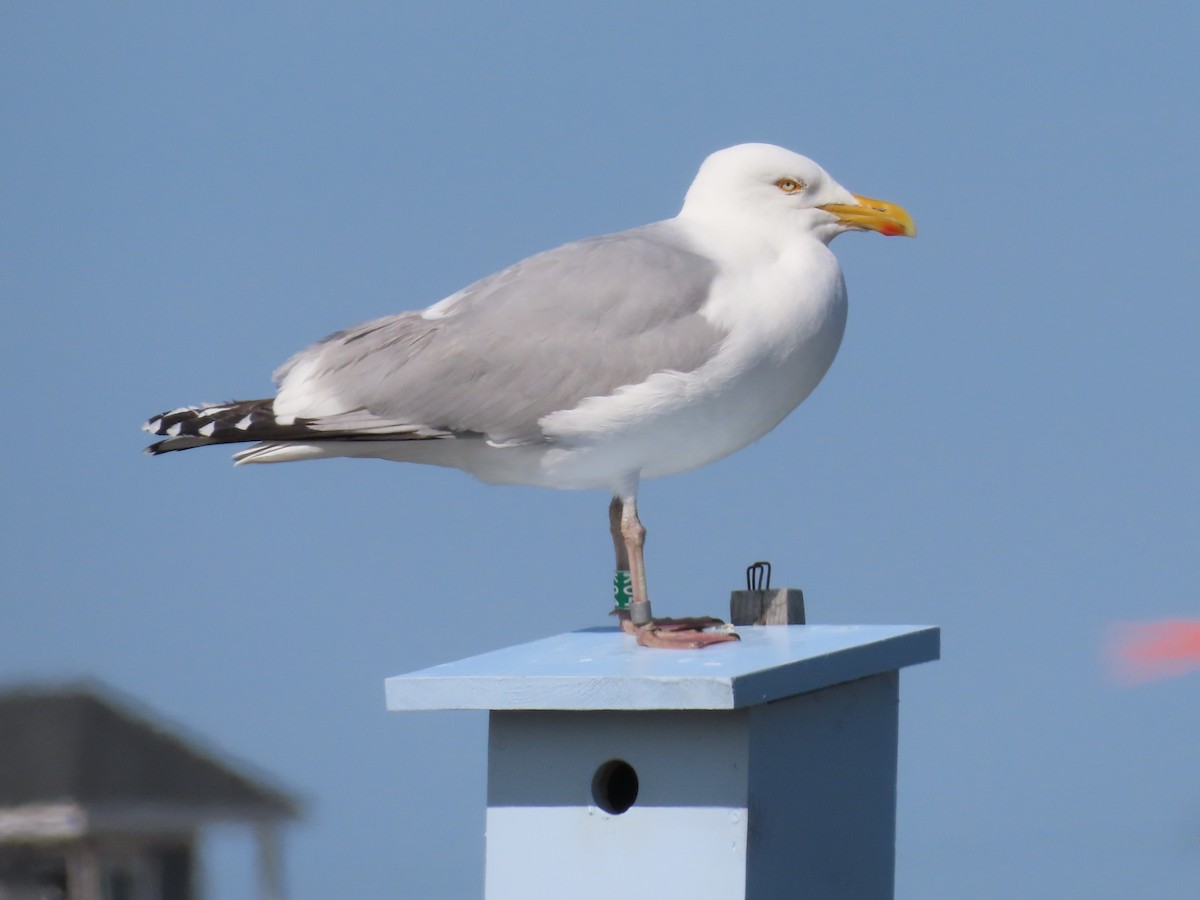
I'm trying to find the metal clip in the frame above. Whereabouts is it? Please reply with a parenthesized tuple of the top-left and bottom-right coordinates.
(745, 561, 771, 592)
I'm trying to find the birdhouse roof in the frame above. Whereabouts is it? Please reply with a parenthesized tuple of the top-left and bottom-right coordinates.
(387, 624, 940, 712)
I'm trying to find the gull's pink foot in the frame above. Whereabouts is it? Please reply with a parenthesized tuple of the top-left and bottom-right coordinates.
(614, 610, 740, 649)
(636, 624, 740, 650)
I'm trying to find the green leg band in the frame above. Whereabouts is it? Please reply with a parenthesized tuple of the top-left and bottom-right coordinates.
(613, 570, 632, 610)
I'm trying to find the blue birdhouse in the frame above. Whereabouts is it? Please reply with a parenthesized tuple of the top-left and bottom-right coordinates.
(387, 624, 939, 899)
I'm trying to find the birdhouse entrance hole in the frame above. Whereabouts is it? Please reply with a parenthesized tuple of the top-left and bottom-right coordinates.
(591, 759, 638, 814)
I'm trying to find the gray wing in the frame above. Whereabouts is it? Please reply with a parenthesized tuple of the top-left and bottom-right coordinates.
(273, 221, 726, 444)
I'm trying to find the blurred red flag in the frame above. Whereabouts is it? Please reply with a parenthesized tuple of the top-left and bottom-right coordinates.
(1108, 619, 1200, 684)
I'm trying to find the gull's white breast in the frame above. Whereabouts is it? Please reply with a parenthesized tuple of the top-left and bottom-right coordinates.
(528, 238, 849, 491)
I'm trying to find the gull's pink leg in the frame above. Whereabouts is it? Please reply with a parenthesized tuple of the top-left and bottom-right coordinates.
(609, 494, 738, 649)
(609, 496, 629, 571)
(620, 496, 652, 625)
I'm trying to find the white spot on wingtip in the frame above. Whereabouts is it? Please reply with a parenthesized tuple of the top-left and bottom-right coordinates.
(199, 422, 216, 437)
(143, 419, 160, 433)
(166, 423, 182, 436)
(235, 415, 253, 430)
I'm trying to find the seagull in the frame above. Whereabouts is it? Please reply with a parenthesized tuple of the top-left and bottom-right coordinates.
(144, 143, 915, 649)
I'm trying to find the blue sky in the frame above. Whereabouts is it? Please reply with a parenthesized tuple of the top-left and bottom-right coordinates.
(3, 2, 1198, 897)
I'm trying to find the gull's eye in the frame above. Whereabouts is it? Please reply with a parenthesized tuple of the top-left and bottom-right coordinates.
(775, 177, 806, 194)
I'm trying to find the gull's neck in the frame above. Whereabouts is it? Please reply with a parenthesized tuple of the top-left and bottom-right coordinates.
(674, 201, 830, 266)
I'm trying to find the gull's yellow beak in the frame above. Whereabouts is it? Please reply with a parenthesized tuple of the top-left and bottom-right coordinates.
(819, 194, 916, 237)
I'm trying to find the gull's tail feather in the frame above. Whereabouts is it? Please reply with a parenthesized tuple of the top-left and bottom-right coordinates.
(144, 400, 295, 455)
(143, 400, 450, 456)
